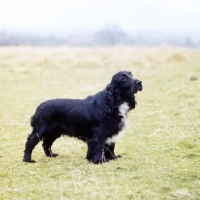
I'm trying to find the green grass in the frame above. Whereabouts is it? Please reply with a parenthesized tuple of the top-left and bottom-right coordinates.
(0, 46, 200, 200)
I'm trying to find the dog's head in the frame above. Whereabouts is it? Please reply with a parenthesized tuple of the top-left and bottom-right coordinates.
(111, 71, 142, 110)
(102, 71, 142, 118)
(111, 71, 142, 96)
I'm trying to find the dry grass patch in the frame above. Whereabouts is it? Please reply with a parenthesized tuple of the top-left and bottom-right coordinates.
(0, 46, 200, 199)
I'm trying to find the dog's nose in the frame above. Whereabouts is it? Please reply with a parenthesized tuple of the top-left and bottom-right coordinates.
(136, 80, 142, 85)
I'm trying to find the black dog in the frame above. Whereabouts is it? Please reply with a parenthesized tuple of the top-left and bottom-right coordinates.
(23, 71, 142, 164)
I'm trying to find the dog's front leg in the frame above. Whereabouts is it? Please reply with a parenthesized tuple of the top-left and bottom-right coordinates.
(104, 143, 122, 160)
(86, 135, 108, 164)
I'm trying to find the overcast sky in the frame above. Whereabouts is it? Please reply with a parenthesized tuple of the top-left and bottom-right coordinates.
(0, 0, 199, 34)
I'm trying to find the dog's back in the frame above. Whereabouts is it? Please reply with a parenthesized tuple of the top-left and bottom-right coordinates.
(31, 98, 98, 137)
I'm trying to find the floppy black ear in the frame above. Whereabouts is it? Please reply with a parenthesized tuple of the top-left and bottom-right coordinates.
(102, 83, 114, 118)
(128, 94, 137, 110)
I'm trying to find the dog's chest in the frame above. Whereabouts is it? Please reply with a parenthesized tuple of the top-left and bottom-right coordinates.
(105, 103, 129, 144)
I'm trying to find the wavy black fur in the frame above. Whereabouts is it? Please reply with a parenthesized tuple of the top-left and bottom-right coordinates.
(23, 71, 142, 164)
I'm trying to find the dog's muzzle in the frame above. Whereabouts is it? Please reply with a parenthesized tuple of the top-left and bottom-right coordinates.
(134, 79, 143, 93)
(136, 80, 143, 91)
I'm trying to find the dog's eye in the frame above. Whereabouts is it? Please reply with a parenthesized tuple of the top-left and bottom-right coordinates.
(121, 75, 128, 82)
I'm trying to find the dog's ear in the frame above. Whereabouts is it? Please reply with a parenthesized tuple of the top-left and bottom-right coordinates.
(128, 94, 137, 110)
(102, 83, 114, 118)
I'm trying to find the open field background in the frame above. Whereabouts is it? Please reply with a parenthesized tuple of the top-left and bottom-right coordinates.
(0, 46, 200, 200)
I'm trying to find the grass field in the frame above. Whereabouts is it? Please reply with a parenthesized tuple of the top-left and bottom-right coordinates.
(0, 46, 200, 200)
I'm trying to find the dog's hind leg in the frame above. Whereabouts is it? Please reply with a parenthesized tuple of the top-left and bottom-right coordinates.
(104, 143, 122, 160)
(42, 136, 59, 157)
(23, 129, 44, 163)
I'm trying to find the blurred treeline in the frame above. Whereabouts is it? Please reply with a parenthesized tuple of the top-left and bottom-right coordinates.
(0, 24, 199, 47)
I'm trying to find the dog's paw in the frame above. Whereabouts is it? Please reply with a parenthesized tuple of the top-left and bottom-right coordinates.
(98, 159, 109, 164)
(46, 153, 59, 157)
(115, 155, 122, 159)
(97, 157, 109, 164)
(89, 156, 109, 164)
(105, 154, 122, 160)
(52, 153, 59, 157)
(23, 155, 36, 163)
(23, 158, 36, 163)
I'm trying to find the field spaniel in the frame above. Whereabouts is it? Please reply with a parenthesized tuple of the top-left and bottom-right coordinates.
(23, 71, 142, 164)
